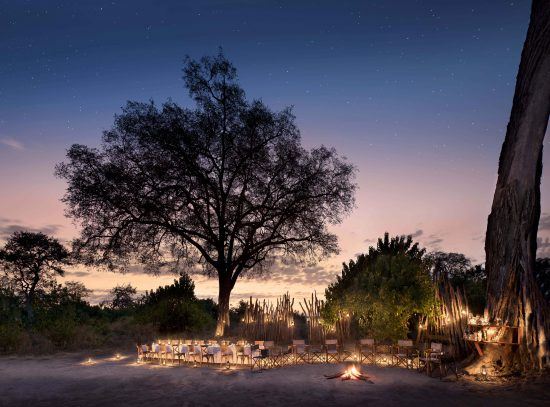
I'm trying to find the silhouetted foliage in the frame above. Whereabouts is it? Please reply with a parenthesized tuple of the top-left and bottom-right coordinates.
(138, 273, 215, 333)
(108, 284, 137, 310)
(426, 251, 487, 314)
(0, 231, 71, 323)
(55, 50, 356, 335)
(142, 273, 195, 306)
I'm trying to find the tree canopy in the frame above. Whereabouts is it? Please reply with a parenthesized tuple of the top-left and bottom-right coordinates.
(0, 231, 71, 322)
(323, 233, 435, 341)
(55, 51, 357, 335)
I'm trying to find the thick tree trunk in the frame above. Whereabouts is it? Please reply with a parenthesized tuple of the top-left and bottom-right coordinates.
(215, 277, 233, 337)
(484, 0, 550, 371)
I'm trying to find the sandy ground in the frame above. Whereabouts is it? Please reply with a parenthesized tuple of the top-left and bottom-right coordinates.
(0, 353, 548, 407)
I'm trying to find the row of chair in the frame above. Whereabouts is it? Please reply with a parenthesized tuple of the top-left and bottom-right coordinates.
(136, 338, 457, 377)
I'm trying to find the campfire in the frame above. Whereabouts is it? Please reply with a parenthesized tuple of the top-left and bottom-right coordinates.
(325, 363, 373, 382)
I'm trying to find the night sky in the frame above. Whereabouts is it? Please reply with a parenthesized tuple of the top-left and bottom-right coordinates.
(1, 0, 549, 303)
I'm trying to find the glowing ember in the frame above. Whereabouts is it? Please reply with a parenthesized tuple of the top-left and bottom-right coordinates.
(325, 363, 373, 382)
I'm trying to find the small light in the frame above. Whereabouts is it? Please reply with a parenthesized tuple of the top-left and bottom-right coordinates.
(115, 353, 121, 360)
(481, 365, 488, 378)
(225, 361, 231, 370)
(87, 357, 93, 364)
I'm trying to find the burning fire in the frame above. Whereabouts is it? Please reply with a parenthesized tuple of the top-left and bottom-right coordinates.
(325, 363, 373, 382)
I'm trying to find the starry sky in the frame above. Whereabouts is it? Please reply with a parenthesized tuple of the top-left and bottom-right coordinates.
(1, 0, 549, 304)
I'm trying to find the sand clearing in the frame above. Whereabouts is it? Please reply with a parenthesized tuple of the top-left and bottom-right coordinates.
(0, 353, 548, 407)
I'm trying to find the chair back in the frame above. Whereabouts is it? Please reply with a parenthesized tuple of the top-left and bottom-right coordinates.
(325, 339, 338, 345)
(254, 340, 264, 349)
(431, 342, 443, 352)
(264, 340, 275, 349)
(398, 340, 413, 347)
(360, 338, 374, 345)
(293, 339, 305, 345)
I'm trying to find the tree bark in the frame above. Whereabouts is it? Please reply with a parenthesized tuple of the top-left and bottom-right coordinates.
(215, 277, 233, 337)
(485, 0, 550, 371)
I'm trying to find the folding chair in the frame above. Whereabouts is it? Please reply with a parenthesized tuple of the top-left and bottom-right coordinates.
(292, 339, 309, 364)
(325, 339, 340, 363)
(392, 339, 415, 368)
(251, 344, 268, 372)
(136, 344, 150, 363)
(174, 343, 189, 365)
(308, 343, 325, 363)
(357, 339, 376, 364)
(263, 341, 281, 368)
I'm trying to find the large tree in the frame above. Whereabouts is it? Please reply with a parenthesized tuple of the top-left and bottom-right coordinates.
(323, 233, 433, 341)
(485, 0, 550, 370)
(56, 52, 356, 335)
(0, 231, 70, 323)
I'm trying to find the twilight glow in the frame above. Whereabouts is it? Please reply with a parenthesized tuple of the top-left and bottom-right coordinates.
(1, 0, 549, 304)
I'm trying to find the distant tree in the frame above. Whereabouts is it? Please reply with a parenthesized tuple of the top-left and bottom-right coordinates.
(0, 231, 70, 323)
(426, 251, 487, 315)
(63, 281, 92, 303)
(109, 284, 137, 310)
(143, 272, 196, 305)
(56, 51, 356, 335)
(484, 0, 550, 370)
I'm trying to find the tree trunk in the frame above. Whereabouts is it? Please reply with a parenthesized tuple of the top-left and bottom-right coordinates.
(24, 297, 34, 325)
(215, 277, 233, 337)
(484, 0, 550, 371)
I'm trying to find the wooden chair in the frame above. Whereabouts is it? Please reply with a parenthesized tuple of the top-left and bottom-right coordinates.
(150, 342, 161, 364)
(357, 339, 376, 364)
(308, 343, 325, 363)
(162, 343, 174, 365)
(202, 344, 216, 364)
(265, 341, 286, 368)
(292, 339, 309, 364)
(279, 344, 293, 366)
(220, 343, 234, 367)
(174, 343, 189, 365)
(418, 342, 443, 376)
(392, 339, 415, 368)
(136, 344, 150, 363)
(324, 339, 340, 363)
(188, 343, 202, 365)
(236, 343, 251, 365)
(251, 344, 269, 371)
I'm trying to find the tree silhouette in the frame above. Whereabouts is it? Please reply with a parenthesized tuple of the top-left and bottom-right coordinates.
(109, 284, 137, 310)
(56, 51, 356, 335)
(0, 231, 70, 323)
